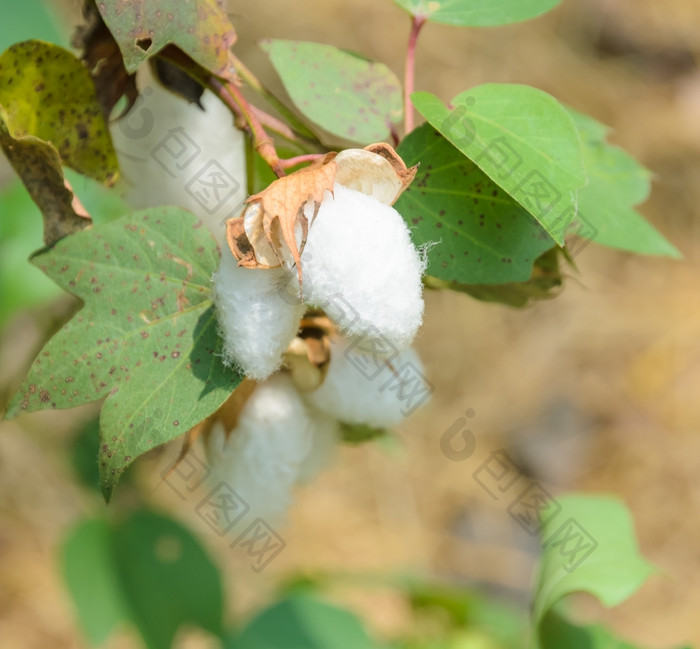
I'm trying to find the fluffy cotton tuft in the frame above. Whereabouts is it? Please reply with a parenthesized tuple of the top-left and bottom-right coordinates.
(303, 337, 428, 429)
(213, 247, 305, 380)
(205, 374, 312, 523)
(295, 408, 341, 483)
(110, 79, 246, 246)
(300, 184, 425, 351)
(205, 374, 340, 523)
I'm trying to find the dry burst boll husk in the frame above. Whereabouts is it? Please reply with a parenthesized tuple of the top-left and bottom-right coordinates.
(226, 143, 417, 285)
(213, 142, 426, 382)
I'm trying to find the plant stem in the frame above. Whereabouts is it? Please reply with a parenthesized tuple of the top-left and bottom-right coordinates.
(403, 14, 427, 135)
(250, 105, 297, 142)
(209, 76, 285, 178)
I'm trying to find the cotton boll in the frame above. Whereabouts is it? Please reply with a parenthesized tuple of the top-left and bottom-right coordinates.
(204, 374, 314, 524)
(303, 337, 429, 428)
(110, 78, 247, 246)
(213, 247, 305, 380)
(301, 184, 425, 351)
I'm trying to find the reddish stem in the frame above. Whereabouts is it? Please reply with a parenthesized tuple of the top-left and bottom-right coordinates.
(250, 105, 297, 142)
(403, 15, 427, 135)
(279, 153, 326, 169)
(209, 76, 285, 178)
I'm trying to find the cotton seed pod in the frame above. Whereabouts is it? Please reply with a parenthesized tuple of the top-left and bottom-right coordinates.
(225, 143, 416, 283)
(216, 144, 425, 381)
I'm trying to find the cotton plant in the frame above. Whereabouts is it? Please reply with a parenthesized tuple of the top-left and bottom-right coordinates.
(3, 0, 677, 529)
(213, 143, 424, 379)
(1, 1, 678, 645)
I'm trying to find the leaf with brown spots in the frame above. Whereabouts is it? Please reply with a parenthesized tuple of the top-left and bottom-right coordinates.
(0, 40, 118, 182)
(395, 124, 556, 285)
(0, 40, 119, 245)
(4, 208, 242, 501)
(95, 0, 236, 77)
(260, 39, 403, 145)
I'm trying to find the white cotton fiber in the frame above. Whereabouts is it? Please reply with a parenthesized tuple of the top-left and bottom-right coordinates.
(213, 247, 304, 380)
(110, 77, 247, 246)
(300, 184, 425, 351)
(204, 374, 314, 524)
(295, 408, 340, 483)
(303, 337, 429, 428)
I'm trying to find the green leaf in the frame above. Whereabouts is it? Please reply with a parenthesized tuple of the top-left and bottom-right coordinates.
(394, 0, 563, 26)
(424, 246, 562, 307)
(6, 208, 242, 500)
(0, 169, 128, 328)
(411, 86, 587, 245)
(396, 124, 555, 285)
(113, 509, 224, 649)
(261, 39, 402, 145)
(96, 0, 236, 76)
(0, 40, 118, 183)
(227, 593, 381, 649)
(62, 518, 132, 646)
(533, 495, 654, 633)
(569, 109, 680, 258)
(61, 510, 224, 649)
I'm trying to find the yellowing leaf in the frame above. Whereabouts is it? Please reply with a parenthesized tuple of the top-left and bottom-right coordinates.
(0, 40, 119, 245)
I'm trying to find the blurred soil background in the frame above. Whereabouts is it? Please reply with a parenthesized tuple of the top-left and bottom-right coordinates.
(1, 0, 700, 646)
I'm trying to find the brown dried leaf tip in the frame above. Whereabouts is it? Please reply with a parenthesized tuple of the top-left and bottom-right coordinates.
(225, 143, 416, 287)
